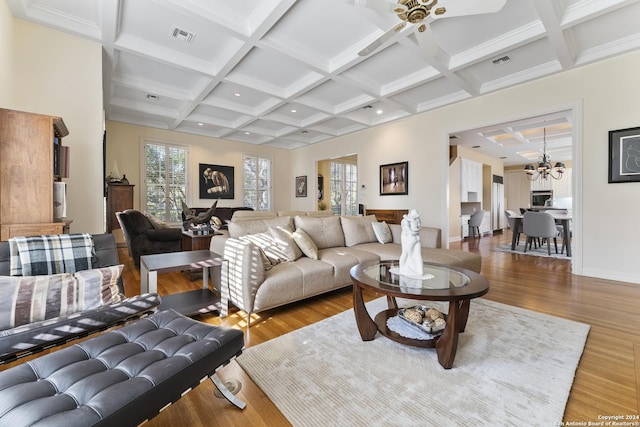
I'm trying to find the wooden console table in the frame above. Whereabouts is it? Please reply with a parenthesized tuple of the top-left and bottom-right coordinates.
(365, 209, 408, 225)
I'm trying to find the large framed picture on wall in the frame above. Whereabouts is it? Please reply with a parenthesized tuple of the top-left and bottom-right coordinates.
(380, 161, 408, 195)
(199, 163, 234, 199)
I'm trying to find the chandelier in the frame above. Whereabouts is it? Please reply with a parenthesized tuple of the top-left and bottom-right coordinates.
(524, 128, 565, 181)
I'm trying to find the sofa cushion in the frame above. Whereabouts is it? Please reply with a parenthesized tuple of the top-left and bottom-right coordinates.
(372, 221, 393, 244)
(292, 229, 318, 259)
(0, 265, 124, 330)
(239, 233, 286, 267)
(231, 210, 278, 222)
(269, 225, 303, 261)
(144, 212, 171, 229)
(228, 216, 293, 238)
(294, 215, 345, 249)
(340, 215, 378, 247)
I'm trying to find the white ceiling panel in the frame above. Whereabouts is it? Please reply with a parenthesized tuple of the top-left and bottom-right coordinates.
(8, 0, 640, 160)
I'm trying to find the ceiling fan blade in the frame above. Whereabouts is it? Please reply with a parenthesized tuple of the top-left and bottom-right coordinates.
(358, 22, 407, 56)
(431, 0, 507, 19)
(347, 0, 406, 14)
(414, 23, 440, 59)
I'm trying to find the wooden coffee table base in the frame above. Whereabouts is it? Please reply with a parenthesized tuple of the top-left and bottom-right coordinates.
(353, 278, 474, 369)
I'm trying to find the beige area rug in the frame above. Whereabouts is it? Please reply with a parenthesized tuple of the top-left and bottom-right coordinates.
(236, 298, 589, 426)
(492, 242, 571, 259)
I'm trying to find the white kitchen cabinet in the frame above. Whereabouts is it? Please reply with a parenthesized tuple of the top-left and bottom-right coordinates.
(481, 210, 491, 234)
(460, 158, 482, 202)
(460, 215, 470, 238)
(553, 168, 572, 197)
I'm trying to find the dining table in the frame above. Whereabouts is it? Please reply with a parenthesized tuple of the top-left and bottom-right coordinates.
(511, 211, 572, 257)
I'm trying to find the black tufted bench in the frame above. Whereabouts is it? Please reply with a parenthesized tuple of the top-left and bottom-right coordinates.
(0, 309, 245, 426)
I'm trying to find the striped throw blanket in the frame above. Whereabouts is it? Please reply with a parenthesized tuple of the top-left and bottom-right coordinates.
(9, 233, 94, 276)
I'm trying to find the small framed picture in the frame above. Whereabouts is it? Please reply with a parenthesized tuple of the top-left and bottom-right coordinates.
(296, 175, 307, 197)
(608, 126, 640, 183)
(380, 161, 408, 195)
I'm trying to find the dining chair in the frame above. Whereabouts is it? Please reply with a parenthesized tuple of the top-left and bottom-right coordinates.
(505, 210, 523, 246)
(552, 209, 569, 254)
(522, 211, 559, 255)
(468, 210, 485, 238)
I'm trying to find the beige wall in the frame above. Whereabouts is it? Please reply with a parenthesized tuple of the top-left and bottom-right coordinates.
(0, 1, 15, 105)
(105, 121, 291, 211)
(3, 18, 104, 234)
(292, 50, 640, 284)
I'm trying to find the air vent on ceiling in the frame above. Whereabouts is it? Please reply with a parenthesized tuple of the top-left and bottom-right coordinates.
(492, 55, 511, 66)
(170, 26, 195, 43)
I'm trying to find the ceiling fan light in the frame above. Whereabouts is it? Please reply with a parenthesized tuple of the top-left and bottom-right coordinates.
(434, 7, 446, 15)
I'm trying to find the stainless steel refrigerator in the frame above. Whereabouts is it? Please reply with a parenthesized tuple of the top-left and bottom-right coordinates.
(492, 175, 505, 231)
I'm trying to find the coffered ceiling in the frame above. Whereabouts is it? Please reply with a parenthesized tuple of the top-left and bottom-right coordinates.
(8, 0, 640, 153)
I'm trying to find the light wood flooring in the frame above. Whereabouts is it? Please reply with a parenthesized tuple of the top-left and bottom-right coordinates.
(16, 230, 640, 426)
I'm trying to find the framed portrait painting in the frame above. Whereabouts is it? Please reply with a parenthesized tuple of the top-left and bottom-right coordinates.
(380, 161, 408, 195)
(296, 175, 307, 197)
(608, 127, 640, 183)
(199, 163, 234, 199)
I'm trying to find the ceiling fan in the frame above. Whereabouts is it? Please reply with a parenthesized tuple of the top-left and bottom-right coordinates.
(352, 0, 507, 58)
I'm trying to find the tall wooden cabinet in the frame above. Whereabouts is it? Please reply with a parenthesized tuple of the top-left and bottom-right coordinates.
(0, 108, 69, 240)
(107, 184, 134, 232)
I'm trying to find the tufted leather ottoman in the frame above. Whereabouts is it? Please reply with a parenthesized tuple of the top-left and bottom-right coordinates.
(0, 309, 244, 426)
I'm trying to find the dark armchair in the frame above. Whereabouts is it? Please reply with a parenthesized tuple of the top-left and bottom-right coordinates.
(116, 209, 182, 267)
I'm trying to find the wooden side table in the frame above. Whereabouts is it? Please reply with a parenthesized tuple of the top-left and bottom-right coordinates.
(181, 230, 214, 251)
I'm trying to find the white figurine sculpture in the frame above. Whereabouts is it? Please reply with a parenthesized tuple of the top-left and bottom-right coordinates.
(399, 209, 424, 276)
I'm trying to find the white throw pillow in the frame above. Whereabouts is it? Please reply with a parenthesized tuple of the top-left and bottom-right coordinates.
(372, 221, 392, 244)
(293, 228, 318, 260)
(269, 225, 303, 261)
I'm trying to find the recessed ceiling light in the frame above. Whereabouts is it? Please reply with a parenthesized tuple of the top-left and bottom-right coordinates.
(233, 92, 241, 97)
(197, 123, 204, 126)
(363, 105, 372, 109)
(244, 131, 250, 135)
(301, 130, 308, 134)
(291, 109, 297, 113)
(499, 156, 508, 159)
(146, 94, 160, 100)
(376, 109, 383, 114)
(472, 145, 481, 148)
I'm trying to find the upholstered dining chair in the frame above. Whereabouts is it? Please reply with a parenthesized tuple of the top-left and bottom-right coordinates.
(505, 210, 523, 246)
(522, 211, 559, 255)
(468, 210, 485, 238)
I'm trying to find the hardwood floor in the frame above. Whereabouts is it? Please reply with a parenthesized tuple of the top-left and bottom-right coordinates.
(113, 232, 640, 424)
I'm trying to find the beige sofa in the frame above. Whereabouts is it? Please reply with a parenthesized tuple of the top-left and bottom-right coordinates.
(210, 213, 481, 325)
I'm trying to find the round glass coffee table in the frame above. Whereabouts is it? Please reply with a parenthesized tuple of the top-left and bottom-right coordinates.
(350, 261, 489, 369)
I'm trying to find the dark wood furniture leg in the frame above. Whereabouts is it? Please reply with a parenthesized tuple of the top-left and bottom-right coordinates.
(511, 218, 522, 250)
(435, 300, 465, 369)
(353, 283, 378, 340)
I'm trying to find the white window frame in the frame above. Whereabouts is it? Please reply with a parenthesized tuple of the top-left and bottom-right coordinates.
(330, 160, 358, 216)
(242, 153, 273, 211)
(139, 138, 190, 224)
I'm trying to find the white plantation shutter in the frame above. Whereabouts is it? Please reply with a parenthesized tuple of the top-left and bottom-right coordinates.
(330, 161, 358, 216)
(243, 155, 272, 211)
(143, 142, 188, 222)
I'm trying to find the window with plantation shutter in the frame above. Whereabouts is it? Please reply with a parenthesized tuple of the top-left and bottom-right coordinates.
(142, 141, 188, 223)
(330, 161, 357, 216)
(243, 155, 272, 211)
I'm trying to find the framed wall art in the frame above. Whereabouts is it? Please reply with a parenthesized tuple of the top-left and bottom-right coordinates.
(380, 161, 408, 195)
(608, 126, 640, 183)
(199, 163, 234, 199)
(296, 175, 307, 197)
